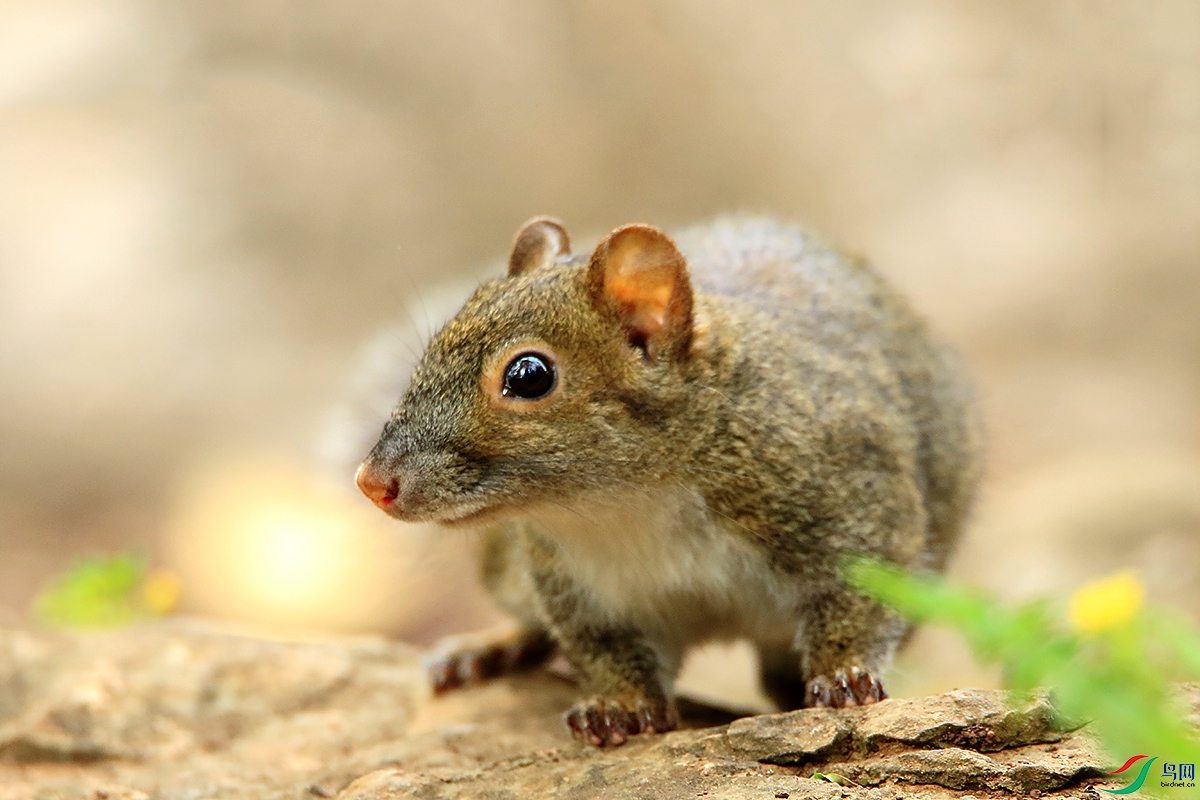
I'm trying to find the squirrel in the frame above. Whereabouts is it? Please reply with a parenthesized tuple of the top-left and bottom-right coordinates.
(355, 216, 982, 747)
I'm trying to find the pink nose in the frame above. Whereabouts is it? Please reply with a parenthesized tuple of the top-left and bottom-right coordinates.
(355, 463, 398, 510)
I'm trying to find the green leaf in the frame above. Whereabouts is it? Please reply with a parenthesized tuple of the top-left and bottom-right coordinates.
(35, 552, 150, 629)
(810, 772, 858, 786)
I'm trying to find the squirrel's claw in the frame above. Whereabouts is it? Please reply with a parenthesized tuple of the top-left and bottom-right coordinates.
(564, 696, 676, 747)
(426, 630, 555, 694)
(805, 666, 887, 708)
(428, 648, 500, 693)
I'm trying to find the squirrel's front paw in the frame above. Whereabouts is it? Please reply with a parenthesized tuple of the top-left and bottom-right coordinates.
(564, 696, 677, 747)
(426, 629, 555, 694)
(805, 666, 887, 708)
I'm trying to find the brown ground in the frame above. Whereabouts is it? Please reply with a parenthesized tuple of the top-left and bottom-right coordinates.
(0, 621, 1136, 799)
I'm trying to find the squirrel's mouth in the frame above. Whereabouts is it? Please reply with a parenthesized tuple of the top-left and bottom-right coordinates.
(431, 501, 511, 528)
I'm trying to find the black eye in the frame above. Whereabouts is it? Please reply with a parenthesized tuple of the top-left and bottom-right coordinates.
(502, 353, 556, 399)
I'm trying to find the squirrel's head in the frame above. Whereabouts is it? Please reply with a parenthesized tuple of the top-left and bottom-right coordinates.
(356, 217, 701, 525)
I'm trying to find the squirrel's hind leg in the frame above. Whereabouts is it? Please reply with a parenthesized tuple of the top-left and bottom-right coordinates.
(426, 625, 556, 694)
(425, 525, 557, 693)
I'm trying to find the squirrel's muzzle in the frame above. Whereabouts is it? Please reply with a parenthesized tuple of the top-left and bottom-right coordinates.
(355, 445, 486, 522)
(355, 462, 399, 511)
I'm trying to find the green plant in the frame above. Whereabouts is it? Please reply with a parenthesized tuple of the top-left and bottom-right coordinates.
(34, 552, 180, 629)
(846, 558, 1200, 796)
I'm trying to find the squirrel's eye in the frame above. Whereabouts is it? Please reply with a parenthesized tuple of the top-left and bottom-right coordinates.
(502, 353, 556, 399)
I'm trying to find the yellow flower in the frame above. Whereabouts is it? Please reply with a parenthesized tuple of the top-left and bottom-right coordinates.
(143, 569, 183, 615)
(1068, 571, 1144, 634)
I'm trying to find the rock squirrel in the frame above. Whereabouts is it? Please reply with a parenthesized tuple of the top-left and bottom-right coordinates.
(356, 217, 982, 746)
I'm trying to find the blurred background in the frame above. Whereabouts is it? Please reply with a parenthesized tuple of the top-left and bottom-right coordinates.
(2, 1, 1198, 706)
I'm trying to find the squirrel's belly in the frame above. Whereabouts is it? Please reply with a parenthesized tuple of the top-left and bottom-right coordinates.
(525, 489, 803, 645)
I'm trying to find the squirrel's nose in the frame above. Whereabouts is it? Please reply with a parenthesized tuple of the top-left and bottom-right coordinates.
(355, 462, 399, 510)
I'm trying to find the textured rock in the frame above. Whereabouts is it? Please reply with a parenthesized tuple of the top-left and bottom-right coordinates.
(0, 622, 1116, 799)
(726, 707, 853, 764)
(725, 688, 1069, 766)
(823, 739, 1106, 793)
(855, 689, 1066, 751)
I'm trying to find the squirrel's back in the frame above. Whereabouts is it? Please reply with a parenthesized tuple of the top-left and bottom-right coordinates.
(677, 217, 916, 353)
(677, 217, 982, 572)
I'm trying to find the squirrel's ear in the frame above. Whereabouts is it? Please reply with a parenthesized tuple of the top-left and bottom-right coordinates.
(508, 217, 571, 277)
(587, 224, 694, 359)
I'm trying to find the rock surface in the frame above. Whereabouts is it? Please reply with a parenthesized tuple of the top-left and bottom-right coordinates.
(0, 622, 1116, 799)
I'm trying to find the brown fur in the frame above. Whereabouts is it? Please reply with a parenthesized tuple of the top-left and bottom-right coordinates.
(358, 216, 982, 746)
